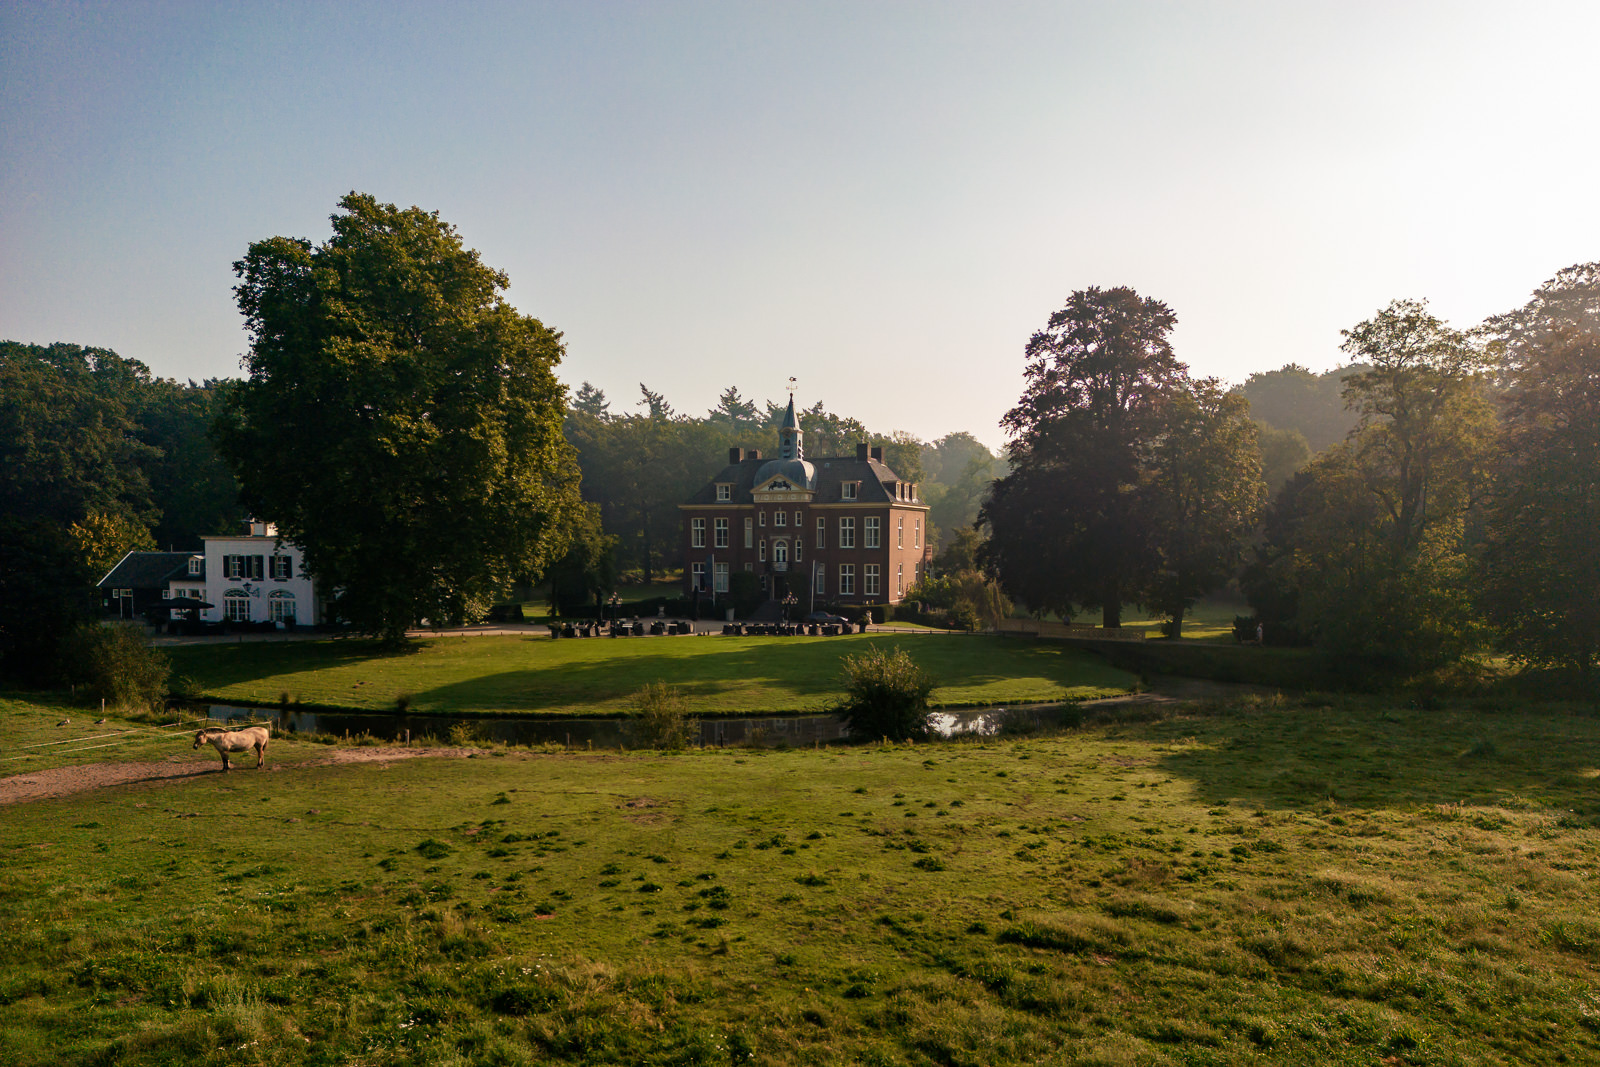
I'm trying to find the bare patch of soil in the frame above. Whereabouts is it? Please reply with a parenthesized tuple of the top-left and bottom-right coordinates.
(0, 746, 475, 806)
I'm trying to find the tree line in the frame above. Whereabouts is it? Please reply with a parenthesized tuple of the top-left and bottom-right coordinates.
(978, 269, 1600, 685)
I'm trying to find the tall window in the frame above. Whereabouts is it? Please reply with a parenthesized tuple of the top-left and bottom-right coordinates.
(774, 510, 787, 527)
(815, 517, 825, 548)
(714, 562, 729, 593)
(839, 517, 855, 549)
(759, 511, 766, 526)
(714, 518, 728, 548)
(691, 562, 706, 590)
(864, 564, 880, 597)
(839, 564, 856, 596)
(914, 518, 921, 549)
(865, 516, 880, 549)
(272, 554, 292, 580)
(224, 555, 243, 579)
(794, 510, 802, 527)
(814, 564, 826, 595)
(794, 538, 802, 561)
(759, 540, 767, 562)
(744, 517, 754, 548)
(224, 592, 250, 622)
(691, 518, 706, 548)
(897, 517, 904, 548)
(269, 592, 296, 623)
(774, 540, 788, 564)
(896, 563, 904, 596)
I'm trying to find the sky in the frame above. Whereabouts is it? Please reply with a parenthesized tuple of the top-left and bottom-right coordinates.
(4, 1, 1598, 452)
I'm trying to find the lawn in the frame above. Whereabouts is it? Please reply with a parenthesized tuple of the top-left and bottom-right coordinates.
(166, 633, 1137, 717)
(4, 693, 1600, 1065)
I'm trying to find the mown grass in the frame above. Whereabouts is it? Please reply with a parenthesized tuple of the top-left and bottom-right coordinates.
(166, 633, 1136, 717)
(4, 693, 1600, 1064)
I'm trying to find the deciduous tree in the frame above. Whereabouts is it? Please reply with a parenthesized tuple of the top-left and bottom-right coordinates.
(981, 286, 1184, 627)
(215, 193, 582, 643)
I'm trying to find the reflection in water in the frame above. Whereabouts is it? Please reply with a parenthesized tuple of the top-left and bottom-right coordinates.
(201, 702, 1081, 749)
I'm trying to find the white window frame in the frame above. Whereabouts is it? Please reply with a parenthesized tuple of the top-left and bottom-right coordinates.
(691, 561, 706, 590)
(224, 554, 244, 579)
(815, 517, 825, 549)
(759, 511, 766, 527)
(716, 483, 732, 502)
(774, 540, 788, 564)
(774, 510, 786, 527)
(794, 510, 802, 527)
(714, 562, 729, 593)
(794, 538, 802, 561)
(841, 482, 858, 501)
(865, 516, 880, 549)
(814, 565, 825, 596)
(759, 540, 767, 562)
(865, 564, 880, 597)
(744, 517, 754, 548)
(839, 564, 856, 596)
(915, 518, 921, 549)
(225, 596, 250, 622)
(691, 518, 706, 548)
(714, 518, 729, 548)
(897, 563, 904, 596)
(839, 517, 855, 549)
(897, 517, 904, 549)
(187, 557, 202, 576)
(272, 554, 292, 580)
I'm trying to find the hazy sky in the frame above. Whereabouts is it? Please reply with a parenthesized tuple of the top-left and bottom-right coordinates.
(4, 2, 1597, 450)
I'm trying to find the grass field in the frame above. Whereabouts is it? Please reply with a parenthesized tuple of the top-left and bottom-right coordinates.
(4, 692, 1600, 1065)
(166, 633, 1137, 717)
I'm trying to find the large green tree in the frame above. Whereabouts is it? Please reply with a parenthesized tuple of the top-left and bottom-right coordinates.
(980, 286, 1185, 627)
(214, 193, 582, 643)
(1478, 264, 1600, 684)
(1245, 300, 1495, 670)
(1146, 379, 1265, 637)
(0, 342, 161, 681)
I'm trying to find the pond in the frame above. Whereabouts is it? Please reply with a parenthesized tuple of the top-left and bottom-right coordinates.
(196, 703, 1081, 749)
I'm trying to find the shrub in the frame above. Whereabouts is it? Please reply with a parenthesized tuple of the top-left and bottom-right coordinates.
(838, 645, 934, 741)
(65, 623, 169, 711)
(631, 682, 697, 750)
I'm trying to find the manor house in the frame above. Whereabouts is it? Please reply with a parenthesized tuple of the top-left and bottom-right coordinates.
(679, 396, 931, 609)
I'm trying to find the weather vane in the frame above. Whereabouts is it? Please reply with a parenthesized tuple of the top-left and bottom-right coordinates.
(787, 376, 797, 398)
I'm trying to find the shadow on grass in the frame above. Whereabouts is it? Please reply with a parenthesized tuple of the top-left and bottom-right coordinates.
(406, 636, 1129, 716)
(1135, 699, 1600, 815)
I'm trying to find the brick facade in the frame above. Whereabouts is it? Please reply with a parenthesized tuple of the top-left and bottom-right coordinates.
(679, 399, 932, 609)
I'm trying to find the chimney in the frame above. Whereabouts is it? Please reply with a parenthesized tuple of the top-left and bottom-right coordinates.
(856, 443, 869, 461)
(729, 446, 744, 464)
(870, 446, 884, 462)
(748, 449, 761, 460)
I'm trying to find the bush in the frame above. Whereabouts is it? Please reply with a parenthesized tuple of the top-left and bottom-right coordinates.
(838, 645, 934, 741)
(630, 682, 697, 749)
(65, 623, 169, 711)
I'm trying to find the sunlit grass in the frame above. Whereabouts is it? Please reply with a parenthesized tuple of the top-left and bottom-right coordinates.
(167, 633, 1136, 716)
(5, 692, 1600, 1065)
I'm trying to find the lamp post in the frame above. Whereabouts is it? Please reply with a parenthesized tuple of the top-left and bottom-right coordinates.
(782, 592, 797, 625)
(608, 592, 619, 624)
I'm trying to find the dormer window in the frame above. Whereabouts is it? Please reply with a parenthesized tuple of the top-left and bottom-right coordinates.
(187, 557, 202, 576)
(841, 482, 858, 501)
(716, 483, 732, 502)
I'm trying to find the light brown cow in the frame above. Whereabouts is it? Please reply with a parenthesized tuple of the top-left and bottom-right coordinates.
(193, 726, 270, 771)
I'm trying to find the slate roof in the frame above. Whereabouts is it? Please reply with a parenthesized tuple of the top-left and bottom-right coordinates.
(96, 552, 195, 591)
(682, 455, 916, 506)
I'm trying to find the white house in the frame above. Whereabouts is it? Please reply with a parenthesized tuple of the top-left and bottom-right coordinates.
(188, 520, 320, 626)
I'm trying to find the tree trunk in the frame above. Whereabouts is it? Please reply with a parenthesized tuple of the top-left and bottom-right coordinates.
(1102, 577, 1121, 629)
(1168, 609, 1183, 639)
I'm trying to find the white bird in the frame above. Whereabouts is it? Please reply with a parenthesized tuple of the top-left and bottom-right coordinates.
(95, 717, 107, 725)
(57, 719, 70, 726)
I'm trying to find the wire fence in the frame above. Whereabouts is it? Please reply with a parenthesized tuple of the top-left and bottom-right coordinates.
(1, 713, 273, 765)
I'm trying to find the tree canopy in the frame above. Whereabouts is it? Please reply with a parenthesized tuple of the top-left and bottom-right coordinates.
(214, 193, 582, 642)
(981, 286, 1190, 627)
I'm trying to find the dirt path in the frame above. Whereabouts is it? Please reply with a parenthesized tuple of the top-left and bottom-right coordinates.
(0, 747, 473, 807)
